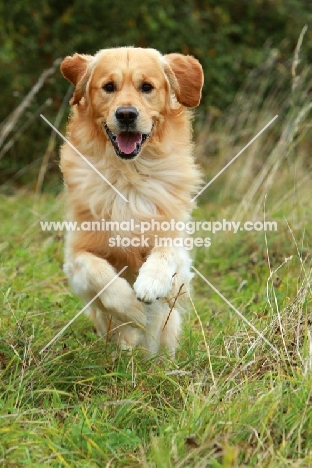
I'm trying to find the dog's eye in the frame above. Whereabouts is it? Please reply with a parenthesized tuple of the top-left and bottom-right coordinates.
(141, 82, 154, 93)
(103, 82, 116, 93)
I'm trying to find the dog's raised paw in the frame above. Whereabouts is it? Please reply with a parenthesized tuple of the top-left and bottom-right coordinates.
(133, 273, 173, 303)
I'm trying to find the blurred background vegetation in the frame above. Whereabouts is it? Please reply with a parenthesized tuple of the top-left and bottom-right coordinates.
(0, 0, 311, 191)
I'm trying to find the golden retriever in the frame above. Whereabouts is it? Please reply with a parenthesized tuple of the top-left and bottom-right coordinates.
(60, 47, 203, 357)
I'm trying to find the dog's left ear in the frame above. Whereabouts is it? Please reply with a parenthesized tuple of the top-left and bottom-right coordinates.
(60, 54, 93, 105)
(164, 53, 204, 108)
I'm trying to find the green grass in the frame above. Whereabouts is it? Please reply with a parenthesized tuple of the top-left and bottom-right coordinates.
(1, 185, 312, 467)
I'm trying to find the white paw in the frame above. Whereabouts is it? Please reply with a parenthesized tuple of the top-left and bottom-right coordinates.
(133, 270, 175, 303)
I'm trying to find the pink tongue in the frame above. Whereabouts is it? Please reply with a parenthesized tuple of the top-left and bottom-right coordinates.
(116, 132, 142, 154)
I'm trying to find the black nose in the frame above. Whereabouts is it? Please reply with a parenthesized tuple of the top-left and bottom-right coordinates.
(115, 106, 138, 126)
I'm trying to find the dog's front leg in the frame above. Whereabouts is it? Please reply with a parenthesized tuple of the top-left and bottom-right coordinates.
(64, 251, 146, 327)
(133, 246, 193, 304)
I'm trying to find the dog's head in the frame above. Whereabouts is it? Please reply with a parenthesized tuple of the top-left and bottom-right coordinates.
(61, 47, 203, 160)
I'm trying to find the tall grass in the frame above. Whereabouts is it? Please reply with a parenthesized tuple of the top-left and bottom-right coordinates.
(196, 28, 312, 222)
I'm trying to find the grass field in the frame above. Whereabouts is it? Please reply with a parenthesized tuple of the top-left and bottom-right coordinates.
(1, 169, 312, 467)
(1, 48, 312, 467)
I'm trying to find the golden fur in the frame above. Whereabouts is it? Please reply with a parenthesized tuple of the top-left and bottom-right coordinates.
(60, 47, 203, 356)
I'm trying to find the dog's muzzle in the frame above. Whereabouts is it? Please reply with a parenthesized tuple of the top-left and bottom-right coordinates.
(104, 106, 152, 160)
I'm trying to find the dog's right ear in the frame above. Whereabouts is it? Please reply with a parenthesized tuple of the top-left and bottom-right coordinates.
(60, 54, 93, 105)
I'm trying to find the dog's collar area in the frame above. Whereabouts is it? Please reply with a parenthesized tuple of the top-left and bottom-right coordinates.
(104, 124, 152, 160)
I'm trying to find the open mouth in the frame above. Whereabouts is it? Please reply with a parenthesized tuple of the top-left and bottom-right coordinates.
(104, 125, 151, 160)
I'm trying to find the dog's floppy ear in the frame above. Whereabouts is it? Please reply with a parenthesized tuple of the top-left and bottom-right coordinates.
(60, 54, 93, 105)
(164, 53, 204, 108)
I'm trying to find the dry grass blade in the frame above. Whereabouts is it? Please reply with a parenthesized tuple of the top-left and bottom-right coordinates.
(0, 58, 61, 154)
(36, 85, 73, 193)
(0, 99, 52, 161)
(291, 25, 308, 93)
